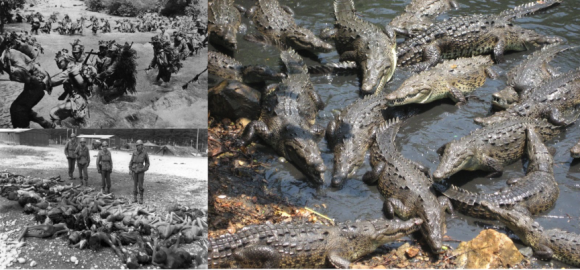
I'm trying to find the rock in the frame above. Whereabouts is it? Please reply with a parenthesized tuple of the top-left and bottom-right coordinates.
(71, 256, 78, 264)
(519, 247, 533, 258)
(453, 229, 523, 268)
(17, 258, 25, 264)
(395, 243, 411, 259)
(30, 261, 36, 267)
(405, 247, 420, 258)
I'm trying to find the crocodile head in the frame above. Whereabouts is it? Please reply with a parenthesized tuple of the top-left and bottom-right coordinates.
(283, 129, 326, 185)
(386, 81, 433, 106)
(360, 37, 397, 95)
(209, 25, 237, 51)
(389, 13, 431, 38)
(331, 138, 361, 188)
(479, 201, 539, 245)
(491, 86, 519, 110)
(285, 28, 333, 53)
(515, 27, 564, 47)
(433, 142, 475, 180)
(242, 65, 287, 83)
(571, 143, 580, 159)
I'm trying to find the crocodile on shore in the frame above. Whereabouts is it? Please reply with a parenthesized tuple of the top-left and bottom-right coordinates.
(244, 0, 333, 53)
(238, 49, 326, 184)
(208, 218, 423, 268)
(320, 0, 397, 95)
(481, 201, 580, 267)
(363, 118, 453, 254)
(209, 79, 262, 121)
(492, 44, 570, 110)
(475, 68, 580, 126)
(209, 0, 244, 51)
(389, 0, 458, 38)
(437, 128, 559, 219)
(433, 117, 564, 180)
(397, 0, 563, 72)
(386, 56, 496, 106)
(209, 50, 286, 84)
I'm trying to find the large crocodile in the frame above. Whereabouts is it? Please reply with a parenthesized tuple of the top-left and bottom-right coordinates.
(244, 0, 333, 53)
(208, 218, 423, 268)
(437, 128, 559, 219)
(324, 0, 397, 95)
(326, 94, 388, 187)
(389, 0, 458, 37)
(208, 50, 286, 84)
(386, 56, 495, 106)
(238, 49, 326, 184)
(363, 118, 453, 254)
(433, 117, 563, 180)
(492, 44, 570, 110)
(481, 201, 580, 266)
(475, 68, 580, 126)
(209, 0, 243, 51)
(397, 0, 562, 72)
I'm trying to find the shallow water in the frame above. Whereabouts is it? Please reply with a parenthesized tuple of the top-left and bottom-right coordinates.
(211, 0, 580, 266)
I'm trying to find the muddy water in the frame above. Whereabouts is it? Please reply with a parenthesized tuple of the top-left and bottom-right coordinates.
(0, 0, 207, 128)
(212, 0, 580, 266)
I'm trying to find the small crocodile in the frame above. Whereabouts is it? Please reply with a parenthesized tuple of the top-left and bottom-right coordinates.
(209, 0, 243, 51)
(433, 117, 562, 180)
(492, 44, 570, 110)
(481, 201, 580, 267)
(326, 94, 388, 187)
(397, 0, 562, 72)
(209, 79, 262, 121)
(208, 218, 423, 268)
(389, 0, 458, 37)
(438, 128, 559, 219)
(238, 49, 326, 184)
(321, 0, 397, 95)
(245, 0, 333, 53)
(209, 50, 286, 84)
(475, 68, 580, 126)
(386, 56, 495, 106)
(363, 118, 453, 254)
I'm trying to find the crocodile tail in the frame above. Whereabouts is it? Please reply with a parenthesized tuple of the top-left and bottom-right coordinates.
(333, 0, 357, 21)
(376, 117, 401, 147)
(499, 0, 561, 20)
(280, 49, 308, 75)
(307, 61, 358, 74)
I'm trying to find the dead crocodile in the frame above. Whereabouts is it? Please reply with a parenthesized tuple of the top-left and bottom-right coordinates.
(481, 201, 580, 267)
(320, 0, 397, 95)
(437, 127, 559, 219)
(492, 44, 571, 110)
(397, 0, 563, 72)
(363, 118, 453, 254)
(389, 0, 458, 37)
(245, 0, 333, 53)
(208, 218, 423, 268)
(209, 0, 244, 51)
(433, 117, 565, 180)
(386, 56, 496, 106)
(208, 50, 286, 84)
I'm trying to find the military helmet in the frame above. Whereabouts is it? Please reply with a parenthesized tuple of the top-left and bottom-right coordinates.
(72, 44, 84, 53)
(80, 138, 86, 143)
(70, 133, 76, 138)
(102, 141, 109, 146)
(136, 140, 144, 145)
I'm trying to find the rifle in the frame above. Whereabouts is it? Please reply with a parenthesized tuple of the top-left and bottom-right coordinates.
(182, 68, 207, 89)
(82, 49, 94, 66)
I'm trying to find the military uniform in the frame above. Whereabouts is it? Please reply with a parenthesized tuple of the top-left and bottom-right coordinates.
(75, 143, 90, 185)
(64, 138, 78, 179)
(97, 148, 113, 193)
(129, 148, 150, 203)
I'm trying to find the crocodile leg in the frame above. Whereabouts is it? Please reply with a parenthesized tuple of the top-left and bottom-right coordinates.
(546, 107, 579, 126)
(449, 86, 467, 106)
(327, 249, 351, 269)
(307, 88, 326, 110)
(239, 120, 271, 147)
(482, 154, 504, 178)
(384, 198, 413, 219)
(362, 162, 385, 185)
(410, 42, 442, 72)
(233, 245, 282, 268)
(311, 124, 326, 142)
(493, 37, 506, 63)
(320, 28, 336, 40)
(533, 245, 555, 261)
(438, 196, 454, 215)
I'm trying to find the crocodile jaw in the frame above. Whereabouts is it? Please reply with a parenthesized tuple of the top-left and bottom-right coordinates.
(433, 144, 474, 180)
(360, 42, 397, 95)
(285, 140, 326, 185)
(373, 218, 423, 244)
(286, 28, 333, 53)
(491, 86, 519, 110)
(386, 84, 433, 106)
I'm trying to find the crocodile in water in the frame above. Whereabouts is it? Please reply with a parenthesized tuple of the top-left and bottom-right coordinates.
(389, 0, 458, 37)
(208, 50, 286, 84)
(209, 0, 243, 51)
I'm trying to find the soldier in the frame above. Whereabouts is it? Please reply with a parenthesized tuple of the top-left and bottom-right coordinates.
(157, 25, 170, 43)
(75, 138, 90, 186)
(97, 141, 113, 194)
(70, 40, 86, 65)
(64, 133, 78, 180)
(129, 140, 150, 204)
(30, 14, 41, 35)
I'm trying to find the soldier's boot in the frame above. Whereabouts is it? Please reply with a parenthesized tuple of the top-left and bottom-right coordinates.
(139, 194, 143, 204)
(133, 194, 138, 203)
(107, 187, 111, 194)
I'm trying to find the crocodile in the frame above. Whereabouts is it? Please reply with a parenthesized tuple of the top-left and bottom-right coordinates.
(209, 0, 243, 51)
(238, 49, 326, 184)
(362, 118, 453, 254)
(571, 140, 580, 158)
(437, 128, 559, 219)
(475, 68, 580, 126)
(209, 79, 262, 121)
(326, 94, 388, 187)
(433, 117, 563, 180)
(208, 218, 423, 268)
(321, 0, 397, 95)
(386, 56, 495, 106)
(481, 201, 580, 267)
(244, 0, 333, 53)
(492, 44, 570, 110)
(209, 50, 286, 84)
(389, 0, 458, 37)
(397, 0, 563, 72)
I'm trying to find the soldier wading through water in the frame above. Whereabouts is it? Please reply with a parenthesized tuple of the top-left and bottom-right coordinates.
(129, 140, 150, 204)
(97, 140, 113, 194)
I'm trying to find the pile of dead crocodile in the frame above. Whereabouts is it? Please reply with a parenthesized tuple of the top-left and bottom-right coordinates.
(208, 0, 580, 268)
(0, 171, 207, 269)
